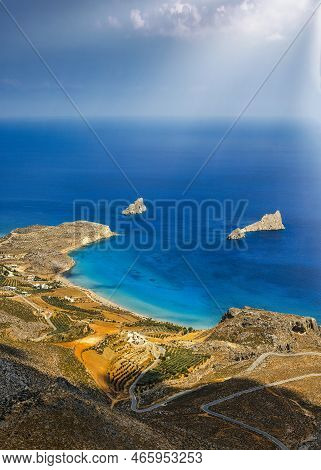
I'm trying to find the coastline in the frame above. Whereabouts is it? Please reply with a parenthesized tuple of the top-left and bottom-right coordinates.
(1, 220, 319, 330)
(57, 272, 148, 321)
(56, 237, 150, 322)
(0, 221, 180, 327)
(59, 241, 195, 328)
(60, 266, 197, 328)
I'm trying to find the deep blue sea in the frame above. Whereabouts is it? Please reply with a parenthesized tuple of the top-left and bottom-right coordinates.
(0, 118, 320, 328)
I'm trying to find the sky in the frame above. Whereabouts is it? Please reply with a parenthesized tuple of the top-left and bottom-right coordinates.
(0, 0, 320, 118)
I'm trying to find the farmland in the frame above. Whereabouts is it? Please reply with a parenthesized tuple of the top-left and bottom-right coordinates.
(137, 347, 209, 386)
(131, 318, 194, 337)
(106, 351, 151, 395)
(0, 298, 36, 322)
(89, 333, 154, 396)
(51, 312, 72, 333)
(0, 275, 28, 288)
(42, 295, 104, 320)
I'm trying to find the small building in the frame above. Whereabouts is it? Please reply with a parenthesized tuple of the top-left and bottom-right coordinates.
(34, 283, 49, 290)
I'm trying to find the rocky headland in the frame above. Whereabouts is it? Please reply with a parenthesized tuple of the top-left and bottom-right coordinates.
(0, 221, 115, 275)
(210, 306, 321, 353)
(228, 210, 285, 240)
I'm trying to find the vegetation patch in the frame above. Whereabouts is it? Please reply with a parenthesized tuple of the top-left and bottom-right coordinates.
(107, 360, 144, 393)
(0, 276, 30, 288)
(51, 312, 72, 333)
(138, 347, 209, 386)
(131, 318, 193, 335)
(49, 323, 91, 343)
(42, 296, 104, 320)
(0, 298, 36, 323)
(56, 346, 94, 387)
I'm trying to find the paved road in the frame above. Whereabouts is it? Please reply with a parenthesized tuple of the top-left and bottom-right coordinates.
(130, 351, 321, 450)
(202, 372, 321, 450)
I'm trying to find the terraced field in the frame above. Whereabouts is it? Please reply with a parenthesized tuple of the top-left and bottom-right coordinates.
(107, 350, 152, 394)
(0, 298, 36, 322)
(138, 347, 209, 386)
(0, 275, 8, 287)
(70, 331, 154, 398)
(0, 276, 18, 287)
(42, 296, 104, 320)
(0, 275, 32, 290)
(51, 312, 72, 333)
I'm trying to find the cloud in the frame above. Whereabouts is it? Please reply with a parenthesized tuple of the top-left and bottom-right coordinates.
(216, 5, 226, 14)
(216, 0, 312, 41)
(156, 2, 202, 35)
(129, 2, 204, 36)
(126, 0, 313, 40)
(130, 9, 146, 29)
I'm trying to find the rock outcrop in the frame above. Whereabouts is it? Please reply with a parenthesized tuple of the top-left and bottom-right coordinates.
(227, 210, 285, 240)
(208, 306, 321, 353)
(122, 198, 147, 216)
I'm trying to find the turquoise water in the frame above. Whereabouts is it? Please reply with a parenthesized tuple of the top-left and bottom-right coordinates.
(1, 118, 321, 328)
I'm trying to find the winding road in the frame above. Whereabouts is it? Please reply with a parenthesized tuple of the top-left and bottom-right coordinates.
(130, 351, 321, 450)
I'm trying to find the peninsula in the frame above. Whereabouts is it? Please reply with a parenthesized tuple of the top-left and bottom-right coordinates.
(0, 221, 115, 275)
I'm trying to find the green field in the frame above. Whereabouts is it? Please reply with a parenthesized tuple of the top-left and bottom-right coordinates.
(138, 347, 209, 386)
(132, 318, 193, 335)
(0, 276, 19, 287)
(51, 312, 72, 333)
(42, 296, 103, 320)
(49, 322, 90, 343)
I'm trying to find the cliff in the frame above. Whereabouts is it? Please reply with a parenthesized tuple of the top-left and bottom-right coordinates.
(228, 210, 285, 240)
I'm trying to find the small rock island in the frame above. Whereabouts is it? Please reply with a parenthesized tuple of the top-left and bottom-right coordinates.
(122, 197, 147, 216)
(228, 210, 285, 240)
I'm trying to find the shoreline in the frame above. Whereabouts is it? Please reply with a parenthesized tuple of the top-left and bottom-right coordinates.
(57, 272, 148, 322)
(56, 240, 151, 322)
(59, 267, 199, 329)
(0, 221, 187, 328)
(58, 240, 195, 328)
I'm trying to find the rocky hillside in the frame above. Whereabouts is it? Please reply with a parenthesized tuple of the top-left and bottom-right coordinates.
(204, 306, 321, 353)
